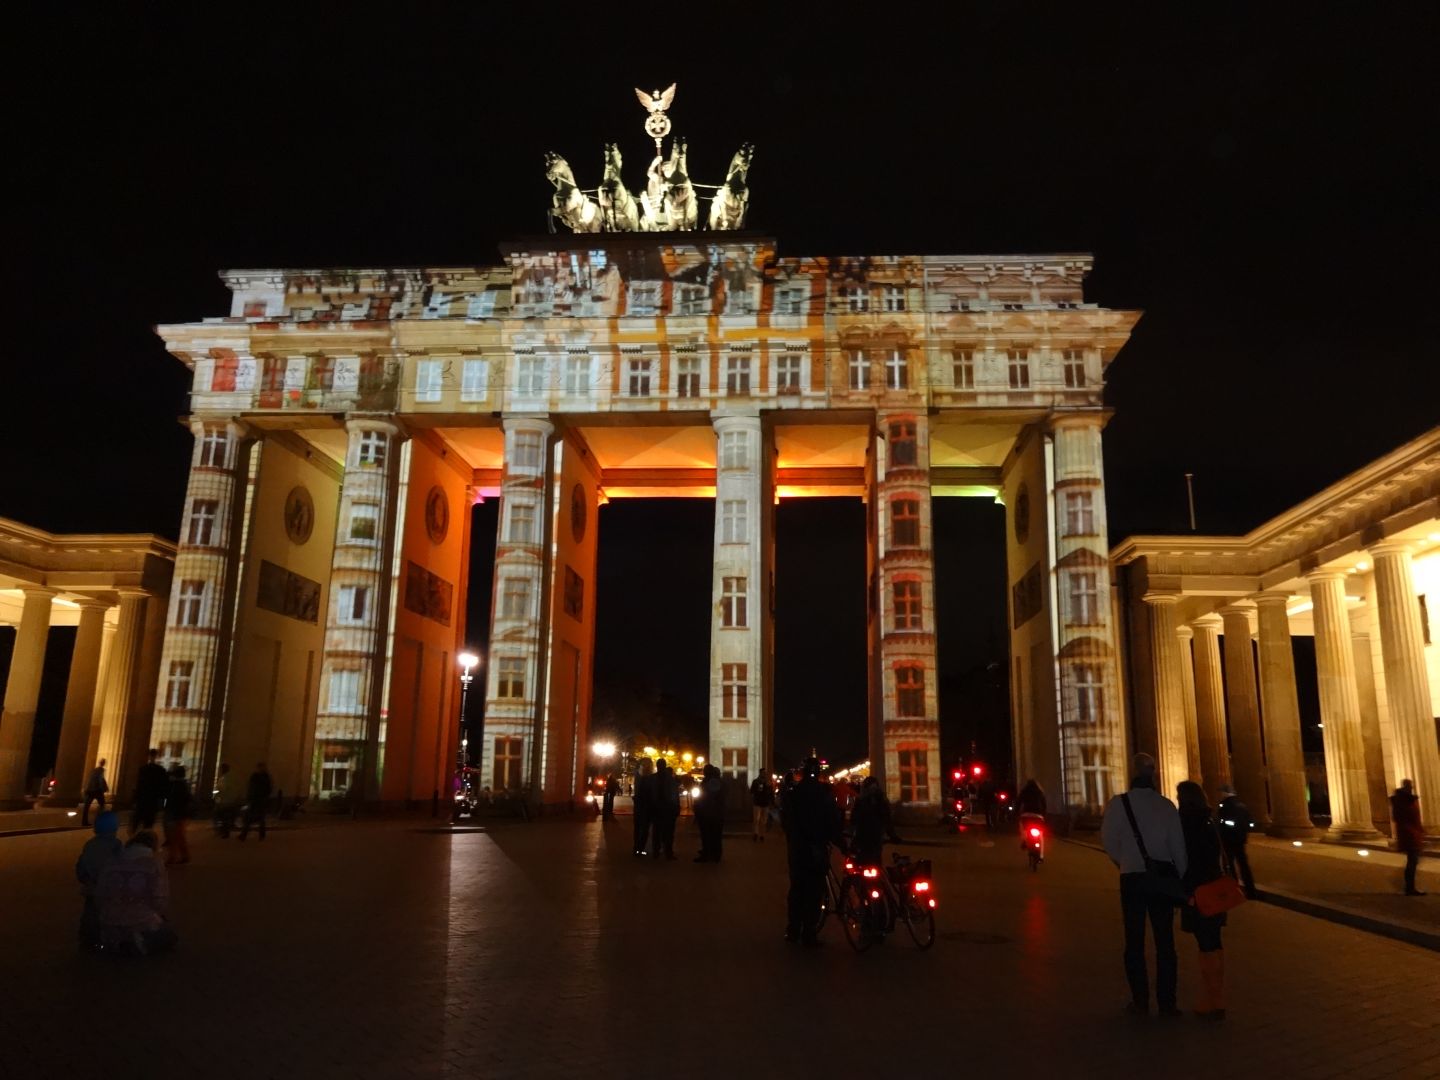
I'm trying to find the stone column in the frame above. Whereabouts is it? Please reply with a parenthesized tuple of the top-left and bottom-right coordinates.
(1050, 413, 1126, 812)
(1307, 571, 1379, 839)
(0, 589, 57, 808)
(1192, 615, 1231, 803)
(315, 419, 406, 802)
(1370, 542, 1440, 832)
(1176, 625, 1202, 785)
(708, 412, 772, 789)
(44, 598, 110, 805)
(1350, 625, 1392, 833)
(1220, 604, 1270, 827)
(96, 589, 150, 805)
(480, 418, 554, 799)
(81, 618, 117, 794)
(1144, 593, 1190, 801)
(149, 419, 249, 783)
(1253, 593, 1313, 835)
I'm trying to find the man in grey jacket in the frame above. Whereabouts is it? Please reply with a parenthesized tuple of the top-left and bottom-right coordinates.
(1101, 753, 1189, 1018)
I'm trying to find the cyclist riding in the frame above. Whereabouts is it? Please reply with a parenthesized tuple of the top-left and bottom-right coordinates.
(1017, 778, 1047, 866)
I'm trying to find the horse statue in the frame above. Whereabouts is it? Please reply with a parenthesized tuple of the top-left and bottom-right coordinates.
(708, 143, 754, 231)
(662, 138, 697, 231)
(597, 143, 639, 232)
(545, 151, 601, 233)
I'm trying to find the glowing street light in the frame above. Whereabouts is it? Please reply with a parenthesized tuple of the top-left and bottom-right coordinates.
(456, 651, 482, 786)
(593, 741, 617, 759)
(642, 746, 657, 758)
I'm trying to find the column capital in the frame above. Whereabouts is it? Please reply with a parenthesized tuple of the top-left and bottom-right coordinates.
(20, 587, 58, 603)
(710, 410, 762, 431)
(1304, 568, 1348, 585)
(500, 415, 554, 437)
(71, 596, 111, 613)
(1142, 591, 1182, 606)
(1047, 409, 1110, 433)
(1367, 539, 1415, 559)
(1176, 624, 1194, 640)
(1251, 590, 1293, 608)
(345, 417, 403, 438)
(1217, 602, 1256, 617)
(1191, 613, 1224, 631)
(114, 587, 152, 602)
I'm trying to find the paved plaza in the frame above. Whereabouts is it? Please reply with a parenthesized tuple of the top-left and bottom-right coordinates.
(1, 813, 1437, 1080)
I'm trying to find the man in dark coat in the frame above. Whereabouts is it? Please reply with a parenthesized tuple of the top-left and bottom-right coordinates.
(693, 763, 728, 863)
(131, 749, 169, 833)
(238, 762, 272, 841)
(1216, 784, 1257, 899)
(782, 757, 843, 946)
(651, 760, 679, 860)
(1390, 779, 1427, 896)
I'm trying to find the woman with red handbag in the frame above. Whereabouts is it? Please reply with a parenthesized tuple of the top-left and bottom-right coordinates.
(1177, 781, 1230, 1021)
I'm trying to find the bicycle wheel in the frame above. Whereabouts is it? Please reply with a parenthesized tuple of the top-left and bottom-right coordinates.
(901, 894, 936, 950)
(817, 873, 835, 932)
(839, 878, 874, 953)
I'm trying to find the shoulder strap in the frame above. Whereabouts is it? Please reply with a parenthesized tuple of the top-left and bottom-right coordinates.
(1119, 793, 1152, 862)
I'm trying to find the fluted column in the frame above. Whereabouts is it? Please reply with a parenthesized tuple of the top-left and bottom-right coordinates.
(97, 589, 151, 805)
(1220, 604, 1270, 827)
(44, 599, 110, 805)
(1370, 542, 1440, 832)
(1253, 593, 1313, 835)
(1144, 593, 1190, 801)
(1192, 615, 1231, 804)
(1307, 571, 1379, 839)
(81, 618, 117, 793)
(0, 589, 57, 807)
(1176, 625, 1202, 784)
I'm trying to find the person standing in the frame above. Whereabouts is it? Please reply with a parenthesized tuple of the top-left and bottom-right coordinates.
(75, 811, 123, 951)
(213, 762, 236, 838)
(81, 759, 109, 827)
(749, 771, 775, 841)
(651, 759, 679, 860)
(162, 765, 193, 865)
(850, 776, 901, 865)
(1390, 779, 1427, 896)
(1176, 781, 1229, 1021)
(693, 763, 727, 863)
(1101, 753, 1188, 1018)
(238, 762, 272, 842)
(602, 772, 619, 820)
(782, 757, 843, 946)
(632, 758, 656, 856)
(1216, 784, 1256, 899)
(131, 749, 169, 833)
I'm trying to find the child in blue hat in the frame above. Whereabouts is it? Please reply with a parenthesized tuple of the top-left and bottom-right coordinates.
(76, 812, 122, 951)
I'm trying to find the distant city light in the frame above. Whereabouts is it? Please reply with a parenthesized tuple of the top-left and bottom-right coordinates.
(592, 741, 616, 758)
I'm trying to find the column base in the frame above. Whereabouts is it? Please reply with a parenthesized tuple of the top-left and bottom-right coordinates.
(1265, 822, 1318, 839)
(1327, 824, 1385, 843)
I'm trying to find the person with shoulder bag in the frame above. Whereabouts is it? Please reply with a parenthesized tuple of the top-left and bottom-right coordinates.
(1177, 780, 1245, 1021)
(1101, 753, 1189, 1018)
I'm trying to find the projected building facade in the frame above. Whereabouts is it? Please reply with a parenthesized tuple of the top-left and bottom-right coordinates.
(150, 238, 1139, 812)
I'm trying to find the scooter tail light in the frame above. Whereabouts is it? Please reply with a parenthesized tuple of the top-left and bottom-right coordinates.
(927, 898, 936, 908)
(870, 889, 881, 899)
(913, 880, 931, 892)
(862, 867, 880, 878)
(1029, 827, 1041, 838)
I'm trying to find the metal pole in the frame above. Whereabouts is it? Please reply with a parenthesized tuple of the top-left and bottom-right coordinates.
(1185, 473, 1197, 531)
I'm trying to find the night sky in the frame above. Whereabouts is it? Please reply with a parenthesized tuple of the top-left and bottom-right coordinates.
(8, 9, 1438, 776)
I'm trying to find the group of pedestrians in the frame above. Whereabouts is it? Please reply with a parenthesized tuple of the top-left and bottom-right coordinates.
(75, 813, 176, 956)
(630, 758, 680, 859)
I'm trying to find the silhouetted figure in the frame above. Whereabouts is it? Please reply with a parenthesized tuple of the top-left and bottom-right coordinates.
(633, 759, 656, 856)
(652, 760, 679, 860)
(238, 762, 272, 841)
(163, 765, 192, 865)
(1216, 784, 1256, 899)
(1017, 779, 1047, 817)
(96, 830, 176, 955)
(694, 763, 727, 862)
(1178, 781, 1228, 1020)
(1391, 779, 1427, 896)
(782, 757, 843, 946)
(81, 758, 108, 827)
(602, 772, 619, 820)
(213, 762, 236, 838)
(850, 775, 900, 865)
(75, 812, 122, 951)
(131, 749, 168, 833)
(750, 771, 775, 841)
(1101, 753, 1188, 1018)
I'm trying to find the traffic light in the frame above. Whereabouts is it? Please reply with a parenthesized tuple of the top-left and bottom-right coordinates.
(972, 764, 984, 777)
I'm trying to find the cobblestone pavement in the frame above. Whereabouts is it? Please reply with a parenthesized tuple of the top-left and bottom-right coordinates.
(2, 815, 1438, 1080)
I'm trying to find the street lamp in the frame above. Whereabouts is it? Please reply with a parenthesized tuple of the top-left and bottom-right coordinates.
(592, 741, 616, 759)
(458, 651, 481, 785)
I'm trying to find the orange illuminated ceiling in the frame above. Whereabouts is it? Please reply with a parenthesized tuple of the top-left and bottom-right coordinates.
(301, 418, 1018, 498)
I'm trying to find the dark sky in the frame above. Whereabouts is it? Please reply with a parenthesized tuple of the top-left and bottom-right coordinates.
(8, 8, 1439, 774)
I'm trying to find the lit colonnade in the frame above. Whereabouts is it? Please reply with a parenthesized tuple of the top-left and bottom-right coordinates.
(156, 240, 1141, 814)
(1113, 426, 1440, 839)
(0, 518, 173, 809)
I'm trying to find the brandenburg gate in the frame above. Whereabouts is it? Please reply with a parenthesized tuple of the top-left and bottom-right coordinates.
(147, 89, 1140, 813)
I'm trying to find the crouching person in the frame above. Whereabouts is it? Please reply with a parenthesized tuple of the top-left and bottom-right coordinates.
(96, 830, 177, 956)
(75, 811, 123, 951)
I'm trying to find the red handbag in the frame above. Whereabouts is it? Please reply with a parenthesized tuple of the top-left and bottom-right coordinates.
(1193, 874, 1247, 917)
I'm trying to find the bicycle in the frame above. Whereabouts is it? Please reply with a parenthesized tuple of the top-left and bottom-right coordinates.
(817, 858, 845, 934)
(838, 852, 937, 951)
